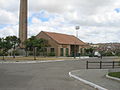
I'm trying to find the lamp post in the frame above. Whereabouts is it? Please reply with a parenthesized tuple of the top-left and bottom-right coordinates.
(76, 26, 80, 37)
(2, 38, 5, 60)
(74, 26, 80, 58)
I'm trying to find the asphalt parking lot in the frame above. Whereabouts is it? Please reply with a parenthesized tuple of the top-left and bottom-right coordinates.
(0, 57, 118, 90)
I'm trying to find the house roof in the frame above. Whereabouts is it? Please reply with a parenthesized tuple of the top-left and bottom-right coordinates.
(39, 31, 87, 45)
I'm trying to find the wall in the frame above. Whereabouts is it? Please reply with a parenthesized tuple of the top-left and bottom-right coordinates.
(36, 32, 60, 56)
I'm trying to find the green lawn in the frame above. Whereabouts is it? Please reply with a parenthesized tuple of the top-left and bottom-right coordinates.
(108, 72, 120, 78)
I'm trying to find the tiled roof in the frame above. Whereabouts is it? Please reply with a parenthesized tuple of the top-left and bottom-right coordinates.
(42, 31, 87, 45)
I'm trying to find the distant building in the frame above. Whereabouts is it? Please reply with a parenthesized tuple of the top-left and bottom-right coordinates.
(36, 31, 89, 56)
(89, 44, 100, 48)
(90, 43, 120, 53)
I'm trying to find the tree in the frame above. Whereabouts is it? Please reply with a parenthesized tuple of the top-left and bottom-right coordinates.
(36, 38, 50, 56)
(24, 36, 50, 59)
(85, 48, 94, 57)
(0, 38, 5, 60)
(5, 36, 20, 58)
(0, 38, 12, 60)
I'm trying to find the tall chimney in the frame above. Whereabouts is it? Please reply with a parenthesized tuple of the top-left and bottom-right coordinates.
(19, 0, 27, 48)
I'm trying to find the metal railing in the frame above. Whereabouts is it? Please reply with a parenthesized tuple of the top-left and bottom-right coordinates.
(86, 61, 120, 69)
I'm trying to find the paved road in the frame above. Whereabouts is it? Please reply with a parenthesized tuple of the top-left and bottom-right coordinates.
(71, 69, 120, 90)
(0, 57, 118, 90)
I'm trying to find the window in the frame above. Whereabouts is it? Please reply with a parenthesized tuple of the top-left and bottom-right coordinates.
(50, 48, 55, 53)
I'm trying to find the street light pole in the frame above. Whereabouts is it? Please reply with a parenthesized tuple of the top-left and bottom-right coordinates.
(74, 26, 80, 59)
(2, 38, 5, 60)
(76, 26, 80, 37)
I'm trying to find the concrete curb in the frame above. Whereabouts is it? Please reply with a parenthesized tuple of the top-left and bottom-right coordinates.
(106, 74, 120, 82)
(0, 59, 75, 64)
(69, 71, 108, 90)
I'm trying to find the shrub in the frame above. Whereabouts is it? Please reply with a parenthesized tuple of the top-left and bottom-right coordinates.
(0, 51, 3, 56)
(102, 51, 114, 56)
(29, 52, 33, 56)
(115, 52, 120, 56)
(48, 52, 55, 56)
(0, 51, 8, 56)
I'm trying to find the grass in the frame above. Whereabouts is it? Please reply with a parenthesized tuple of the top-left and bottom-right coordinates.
(108, 72, 120, 78)
(0, 56, 72, 61)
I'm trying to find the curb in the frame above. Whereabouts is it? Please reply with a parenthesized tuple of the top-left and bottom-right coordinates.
(69, 71, 108, 90)
(106, 74, 120, 82)
(0, 59, 74, 64)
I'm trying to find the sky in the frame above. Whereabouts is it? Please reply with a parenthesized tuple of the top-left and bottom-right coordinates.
(0, 0, 120, 43)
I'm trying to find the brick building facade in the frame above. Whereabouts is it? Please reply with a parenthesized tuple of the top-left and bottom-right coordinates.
(36, 31, 88, 56)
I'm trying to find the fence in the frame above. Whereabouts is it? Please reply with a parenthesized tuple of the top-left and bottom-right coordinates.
(86, 61, 120, 69)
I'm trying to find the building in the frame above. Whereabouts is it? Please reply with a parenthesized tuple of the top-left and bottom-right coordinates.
(89, 43, 100, 48)
(89, 43, 120, 56)
(36, 31, 88, 56)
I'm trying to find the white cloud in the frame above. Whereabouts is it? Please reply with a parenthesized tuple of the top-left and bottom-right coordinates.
(0, 0, 120, 43)
(0, 25, 18, 38)
(0, 9, 18, 24)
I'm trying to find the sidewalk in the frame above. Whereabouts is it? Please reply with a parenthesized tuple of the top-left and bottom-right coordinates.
(70, 69, 120, 90)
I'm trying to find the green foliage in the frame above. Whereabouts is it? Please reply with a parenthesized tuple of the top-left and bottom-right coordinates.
(48, 52, 55, 56)
(24, 36, 50, 57)
(5, 36, 20, 58)
(0, 51, 8, 56)
(5, 36, 20, 47)
(29, 52, 33, 56)
(0, 36, 20, 58)
(11, 51, 20, 56)
(108, 72, 120, 78)
(89, 53, 94, 57)
(102, 51, 114, 56)
(115, 51, 120, 56)
(85, 48, 94, 54)
(84, 48, 94, 57)
(24, 36, 49, 50)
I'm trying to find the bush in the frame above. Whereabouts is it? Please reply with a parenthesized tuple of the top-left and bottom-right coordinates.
(15, 52, 19, 56)
(48, 52, 55, 56)
(0, 51, 3, 56)
(102, 52, 114, 56)
(0, 51, 8, 56)
(89, 53, 94, 57)
(115, 52, 120, 56)
(29, 52, 33, 56)
(11, 51, 20, 56)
